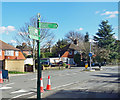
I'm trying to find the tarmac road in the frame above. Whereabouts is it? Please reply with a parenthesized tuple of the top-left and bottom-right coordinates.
(0, 65, 119, 99)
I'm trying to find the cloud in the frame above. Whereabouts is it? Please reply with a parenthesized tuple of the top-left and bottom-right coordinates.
(101, 11, 118, 15)
(11, 40, 17, 43)
(106, 14, 116, 18)
(76, 27, 83, 31)
(0, 26, 6, 33)
(100, 11, 118, 19)
(0, 26, 16, 34)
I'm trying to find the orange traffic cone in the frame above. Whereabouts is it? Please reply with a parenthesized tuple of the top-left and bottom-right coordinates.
(46, 75, 51, 90)
(0, 70, 3, 83)
(40, 78, 44, 93)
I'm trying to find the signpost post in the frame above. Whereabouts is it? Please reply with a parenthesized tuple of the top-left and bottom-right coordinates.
(28, 13, 58, 100)
(37, 13, 41, 100)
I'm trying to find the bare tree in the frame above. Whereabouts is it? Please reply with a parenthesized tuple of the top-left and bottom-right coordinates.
(65, 31, 84, 44)
(15, 15, 55, 72)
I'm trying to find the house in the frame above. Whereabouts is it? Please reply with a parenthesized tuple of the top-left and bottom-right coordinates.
(61, 40, 83, 65)
(16, 43, 32, 56)
(0, 40, 26, 72)
(61, 44, 79, 65)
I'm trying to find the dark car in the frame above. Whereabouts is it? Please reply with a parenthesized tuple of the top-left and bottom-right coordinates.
(92, 62, 106, 67)
(57, 61, 63, 66)
(41, 61, 52, 67)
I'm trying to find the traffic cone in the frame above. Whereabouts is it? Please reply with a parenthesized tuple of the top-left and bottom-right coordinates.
(46, 75, 51, 90)
(40, 78, 44, 93)
(0, 70, 3, 83)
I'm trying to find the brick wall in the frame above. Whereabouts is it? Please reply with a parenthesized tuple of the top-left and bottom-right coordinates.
(4, 59, 25, 72)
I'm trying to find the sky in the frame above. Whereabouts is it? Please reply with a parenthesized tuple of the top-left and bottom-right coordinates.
(0, 1, 119, 46)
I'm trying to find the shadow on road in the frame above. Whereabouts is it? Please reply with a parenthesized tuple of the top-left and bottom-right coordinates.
(91, 73, 120, 83)
(43, 89, 119, 99)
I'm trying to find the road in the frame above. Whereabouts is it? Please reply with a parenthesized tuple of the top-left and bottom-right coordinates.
(0, 66, 119, 99)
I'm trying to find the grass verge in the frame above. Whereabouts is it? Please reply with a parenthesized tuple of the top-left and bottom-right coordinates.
(8, 71, 28, 74)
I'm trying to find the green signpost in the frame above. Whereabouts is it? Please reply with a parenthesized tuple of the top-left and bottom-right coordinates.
(40, 22, 58, 29)
(28, 13, 58, 100)
(28, 26, 39, 40)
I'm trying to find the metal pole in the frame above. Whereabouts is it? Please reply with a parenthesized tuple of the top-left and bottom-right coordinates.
(37, 13, 41, 100)
(90, 42, 91, 69)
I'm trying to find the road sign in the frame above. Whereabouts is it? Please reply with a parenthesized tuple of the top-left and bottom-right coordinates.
(28, 26, 39, 40)
(29, 34, 39, 40)
(40, 22, 58, 29)
(28, 26, 38, 35)
(89, 53, 92, 57)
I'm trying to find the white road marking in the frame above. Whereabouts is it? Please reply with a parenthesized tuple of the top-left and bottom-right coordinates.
(11, 89, 27, 94)
(12, 92, 34, 98)
(30, 78, 37, 80)
(0, 86, 12, 90)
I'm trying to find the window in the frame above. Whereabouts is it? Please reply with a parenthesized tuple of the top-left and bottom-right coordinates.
(15, 51, 19, 56)
(5, 50, 14, 56)
(0, 49, 2, 56)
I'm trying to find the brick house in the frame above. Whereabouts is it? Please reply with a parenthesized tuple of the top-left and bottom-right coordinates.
(61, 44, 79, 65)
(0, 40, 26, 72)
(16, 43, 32, 56)
(61, 39, 83, 65)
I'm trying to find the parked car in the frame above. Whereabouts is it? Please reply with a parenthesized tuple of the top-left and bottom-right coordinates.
(92, 62, 106, 67)
(57, 61, 63, 66)
(41, 61, 52, 67)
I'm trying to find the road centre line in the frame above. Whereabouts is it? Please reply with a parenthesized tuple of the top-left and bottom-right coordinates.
(12, 92, 34, 98)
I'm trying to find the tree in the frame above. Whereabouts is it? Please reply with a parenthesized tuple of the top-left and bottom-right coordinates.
(65, 31, 84, 44)
(108, 40, 120, 63)
(15, 15, 55, 72)
(94, 20, 115, 49)
(92, 44, 109, 63)
(84, 32, 89, 42)
(74, 53, 81, 65)
(52, 39, 70, 56)
(93, 20, 116, 63)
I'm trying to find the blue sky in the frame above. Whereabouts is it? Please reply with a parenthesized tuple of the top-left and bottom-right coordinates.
(0, 2, 119, 46)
